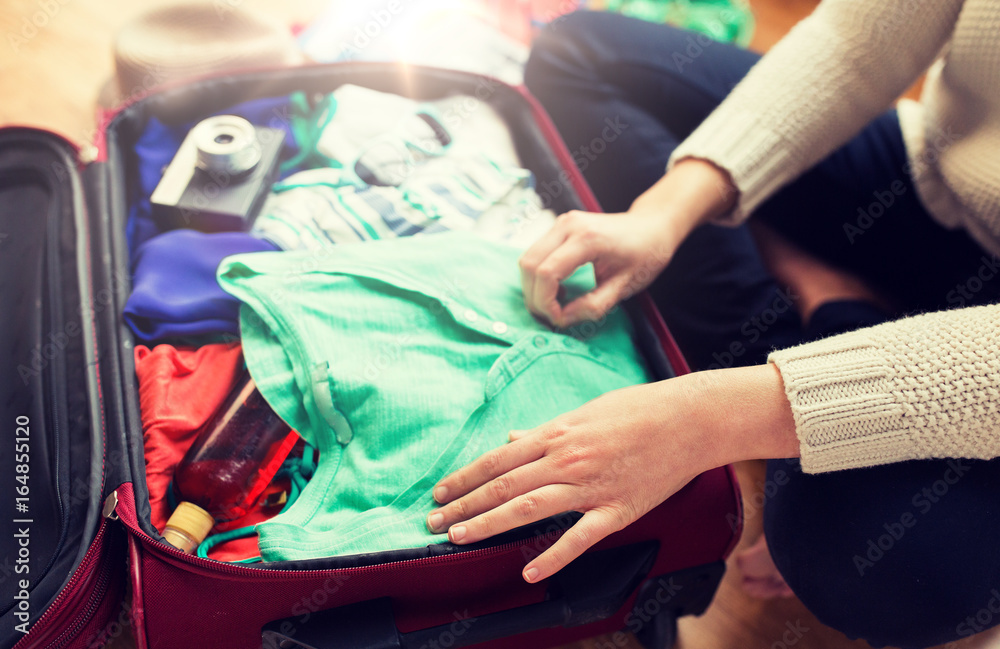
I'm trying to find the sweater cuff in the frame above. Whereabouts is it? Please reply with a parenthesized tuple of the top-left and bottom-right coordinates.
(768, 332, 911, 473)
(667, 111, 797, 225)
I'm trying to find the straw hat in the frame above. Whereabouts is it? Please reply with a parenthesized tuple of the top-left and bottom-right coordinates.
(105, 2, 301, 107)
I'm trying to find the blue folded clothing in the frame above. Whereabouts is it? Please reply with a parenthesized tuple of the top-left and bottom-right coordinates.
(124, 229, 277, 343)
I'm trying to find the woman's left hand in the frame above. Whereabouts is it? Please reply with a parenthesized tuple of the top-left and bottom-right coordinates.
(426, 364, 799, 583)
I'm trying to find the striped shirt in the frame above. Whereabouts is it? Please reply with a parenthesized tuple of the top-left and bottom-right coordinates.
(251, 155, 534, 251)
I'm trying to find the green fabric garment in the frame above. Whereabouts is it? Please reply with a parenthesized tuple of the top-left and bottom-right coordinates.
(217, 232, 652, 560)
(600, 0, 755, 47)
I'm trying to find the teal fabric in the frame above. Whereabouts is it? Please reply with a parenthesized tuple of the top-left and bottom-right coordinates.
(217, 232, 652, 560)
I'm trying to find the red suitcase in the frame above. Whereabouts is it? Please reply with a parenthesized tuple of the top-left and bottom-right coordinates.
(1, 62, 742, 649)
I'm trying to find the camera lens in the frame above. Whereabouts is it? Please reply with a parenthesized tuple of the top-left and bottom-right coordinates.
(192, 115, 262, 176)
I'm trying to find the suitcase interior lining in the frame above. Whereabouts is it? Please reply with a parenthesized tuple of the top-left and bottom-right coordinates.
(0, 130, 106, 636)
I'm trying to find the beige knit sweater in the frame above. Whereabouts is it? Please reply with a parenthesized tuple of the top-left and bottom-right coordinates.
(668, 0, 1000, 472)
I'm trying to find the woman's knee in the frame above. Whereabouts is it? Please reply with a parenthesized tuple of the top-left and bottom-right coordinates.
(762, 458, 1000, 648)
(524, 12, 607, 96)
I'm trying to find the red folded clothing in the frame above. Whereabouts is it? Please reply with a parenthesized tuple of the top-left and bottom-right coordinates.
(136, 342, 289, 562)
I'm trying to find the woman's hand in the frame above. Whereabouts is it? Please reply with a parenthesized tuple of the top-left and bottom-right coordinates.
(426, 364, 799, 583)
(519, 208, 678, 328)
(520, 158, 739, 327)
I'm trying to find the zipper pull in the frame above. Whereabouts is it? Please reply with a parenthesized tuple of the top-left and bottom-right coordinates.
(102, 490, 119, 521)
(79, 144, 99, 165)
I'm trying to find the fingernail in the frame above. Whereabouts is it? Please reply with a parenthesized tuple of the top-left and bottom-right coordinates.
(449, 525, 467, 543)
(427, 512, 444, 532)
(523, 567, 539, 583)
(433, 486, 449, 503)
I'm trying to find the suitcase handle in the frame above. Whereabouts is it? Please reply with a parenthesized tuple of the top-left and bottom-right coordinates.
(261, 541, 658, 649)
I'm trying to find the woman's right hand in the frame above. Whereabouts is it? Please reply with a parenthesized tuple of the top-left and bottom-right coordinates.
(518, 208, 678, 327)
(520, 158, 738, 327)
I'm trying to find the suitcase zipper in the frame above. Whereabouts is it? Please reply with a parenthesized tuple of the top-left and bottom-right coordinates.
(43, 554, 113, 649)
(14, 518, 114, 649)
(113, 488, 559, 578)
(152, 524, 552, 578)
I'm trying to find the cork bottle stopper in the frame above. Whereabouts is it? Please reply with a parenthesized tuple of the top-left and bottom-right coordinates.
(162, 502, 215, 553)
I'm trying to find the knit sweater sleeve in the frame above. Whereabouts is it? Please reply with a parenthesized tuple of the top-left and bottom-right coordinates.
(668, 0, 964, 223)
(768, 304, 1000, 473)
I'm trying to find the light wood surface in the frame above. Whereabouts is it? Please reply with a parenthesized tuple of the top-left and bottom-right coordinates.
(0, 1, 982, 648)
(0, 0, 327, 145)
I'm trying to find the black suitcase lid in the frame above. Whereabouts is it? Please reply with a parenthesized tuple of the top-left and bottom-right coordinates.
(0, 127, 123, 647)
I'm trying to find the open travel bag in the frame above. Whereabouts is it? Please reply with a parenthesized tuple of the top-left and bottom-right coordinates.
(0, 62, 742, 649)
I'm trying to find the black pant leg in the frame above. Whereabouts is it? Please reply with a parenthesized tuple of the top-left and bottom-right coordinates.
(526, 12, 800, 370)
(764, 455, 1000, 649)
(525, 10, 761, 213)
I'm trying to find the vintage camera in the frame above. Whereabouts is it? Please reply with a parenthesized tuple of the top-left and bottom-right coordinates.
(150, 115, 283, 232)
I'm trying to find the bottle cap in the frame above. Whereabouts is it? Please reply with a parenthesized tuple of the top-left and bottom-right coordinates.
(163, 502, 215, 553)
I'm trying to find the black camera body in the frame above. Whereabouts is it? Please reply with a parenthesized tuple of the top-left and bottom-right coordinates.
(150, 115, 283, 233)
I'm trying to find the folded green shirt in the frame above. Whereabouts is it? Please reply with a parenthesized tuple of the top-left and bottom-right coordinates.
(217, 232, 652, 560)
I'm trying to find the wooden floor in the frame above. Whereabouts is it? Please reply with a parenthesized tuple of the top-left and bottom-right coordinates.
(0, 0, 990, 647)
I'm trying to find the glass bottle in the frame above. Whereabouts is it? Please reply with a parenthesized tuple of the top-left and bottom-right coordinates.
(162, 371, 297, 553)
